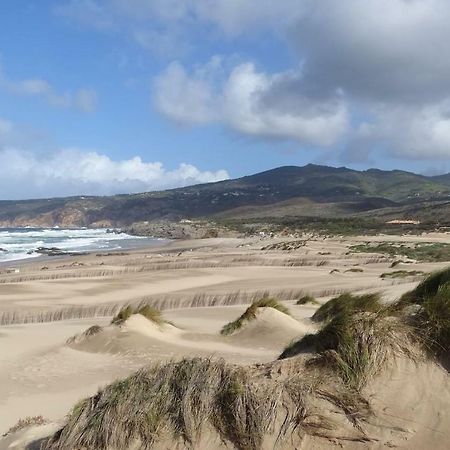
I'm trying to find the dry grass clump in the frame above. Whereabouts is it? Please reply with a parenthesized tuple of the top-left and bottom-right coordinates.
(312, 293, 383, 323)
(281, 310, 420, 390)
(296, 295, 319, 306)
(344, 268, 364, 273)
(43, 357, 377, 450)
(66, 325, 103, 345)
(43, 358, 289, 450)
(5, 416, 48, 435)
(111, 304, 165, 325)
(380, 270, 424, 279)
(221, 298, 290, 336)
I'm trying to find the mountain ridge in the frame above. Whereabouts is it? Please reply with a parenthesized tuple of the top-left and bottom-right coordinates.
(0, 164, 449, 228)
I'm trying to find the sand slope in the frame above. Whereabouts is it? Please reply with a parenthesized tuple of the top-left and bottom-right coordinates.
(67, 313, 276, 363)
(225, 307, 315, 349)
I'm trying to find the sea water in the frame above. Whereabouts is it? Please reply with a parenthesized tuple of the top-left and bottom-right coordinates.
(0, 227, 160, 263)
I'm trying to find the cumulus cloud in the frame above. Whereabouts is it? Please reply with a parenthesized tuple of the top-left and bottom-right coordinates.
(0, 62, 98, 112)
(56, 0, 450, 160)
(292, 0, 450, 104)
(0, 147, 229, 199)
(154, 58, 348, 146)
(154, 60, 220, 125)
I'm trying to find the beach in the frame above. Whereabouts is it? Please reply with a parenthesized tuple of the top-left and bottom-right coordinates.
(0, 232, 449, 447)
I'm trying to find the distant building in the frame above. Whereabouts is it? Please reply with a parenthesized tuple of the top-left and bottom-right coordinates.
(386, 219, 421, 225)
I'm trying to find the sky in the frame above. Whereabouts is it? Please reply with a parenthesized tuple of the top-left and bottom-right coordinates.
(0, 0, 450, 199)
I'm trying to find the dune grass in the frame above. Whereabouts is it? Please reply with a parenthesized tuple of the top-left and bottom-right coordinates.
(380, 270, 424, 279)
(395, 268, 450, 357)
(400, 267, 450, 304)
(66, 325, 104, 345)
(283, 269, 450, 388)
(111, 304, 165, 325)
(2, 288, 351, 326)
(296, 295, 319, 305)
(43, 358, 287, 450)
(281, 310, 420, 389)
(344, 268, 364, 273)
(43, 357, 376, 450)
(221, 298, 290, 336)
(5, 416, 49, 435)
(312, 293, 383, 323)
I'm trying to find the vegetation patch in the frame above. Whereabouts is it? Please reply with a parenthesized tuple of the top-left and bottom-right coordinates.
(400, 267, 450, 304)
(395, 267, 450, 357)
(283, 268, 450, 389)
(349, 242, 450, 262)
(312, 293, 383, 323)
(281, 308, 420, 389)
(261, 240, 307, 251)
(380, 270, 424, 279)
(221, 298, 290, 336)
(5, 416, 49, 435)
(66, 325, 103, 345)
(111, 304, 165, 325)
(43, 357, 375, 450)
(296, 295, 319, 306)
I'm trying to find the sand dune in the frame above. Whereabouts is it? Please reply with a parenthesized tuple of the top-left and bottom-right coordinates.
(225, 307, 315, 349)
(0, 234, 449, 449)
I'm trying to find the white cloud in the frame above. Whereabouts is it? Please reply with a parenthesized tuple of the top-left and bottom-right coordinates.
(154, 58, 348, 147)
(356, 102, 450, 159)
(0, 61, 98, 113)
(154, 61, 219, 125)
(0, 147, 229, 199)
(55, 0, 450, 161)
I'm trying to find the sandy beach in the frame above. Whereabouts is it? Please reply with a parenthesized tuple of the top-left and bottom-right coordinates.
(0, 233, 449, 448)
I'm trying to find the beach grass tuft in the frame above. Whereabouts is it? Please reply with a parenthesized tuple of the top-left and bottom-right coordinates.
(111, 304, 165, 326)
(296, 295, 319, 305)
(221, 298, 290, 336)
(312, 292, 383, 323)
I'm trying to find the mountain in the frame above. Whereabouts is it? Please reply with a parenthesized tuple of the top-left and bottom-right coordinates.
(0, 164, 449, 228)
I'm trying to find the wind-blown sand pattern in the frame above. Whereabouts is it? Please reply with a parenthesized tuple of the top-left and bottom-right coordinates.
(0, 233, 449, 449)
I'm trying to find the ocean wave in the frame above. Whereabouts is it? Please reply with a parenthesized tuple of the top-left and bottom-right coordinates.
(0, 228, 156, 263)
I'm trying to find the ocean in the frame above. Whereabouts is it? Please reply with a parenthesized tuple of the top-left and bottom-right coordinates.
(0, 227, 161, 263)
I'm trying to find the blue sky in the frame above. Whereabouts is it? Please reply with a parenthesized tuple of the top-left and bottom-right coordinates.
(0, 0, 449, 199)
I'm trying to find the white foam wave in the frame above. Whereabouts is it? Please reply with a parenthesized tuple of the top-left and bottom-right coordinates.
(0, 227, 157, 263)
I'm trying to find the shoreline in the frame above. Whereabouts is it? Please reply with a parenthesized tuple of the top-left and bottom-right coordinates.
(0, 226, 170, 268)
